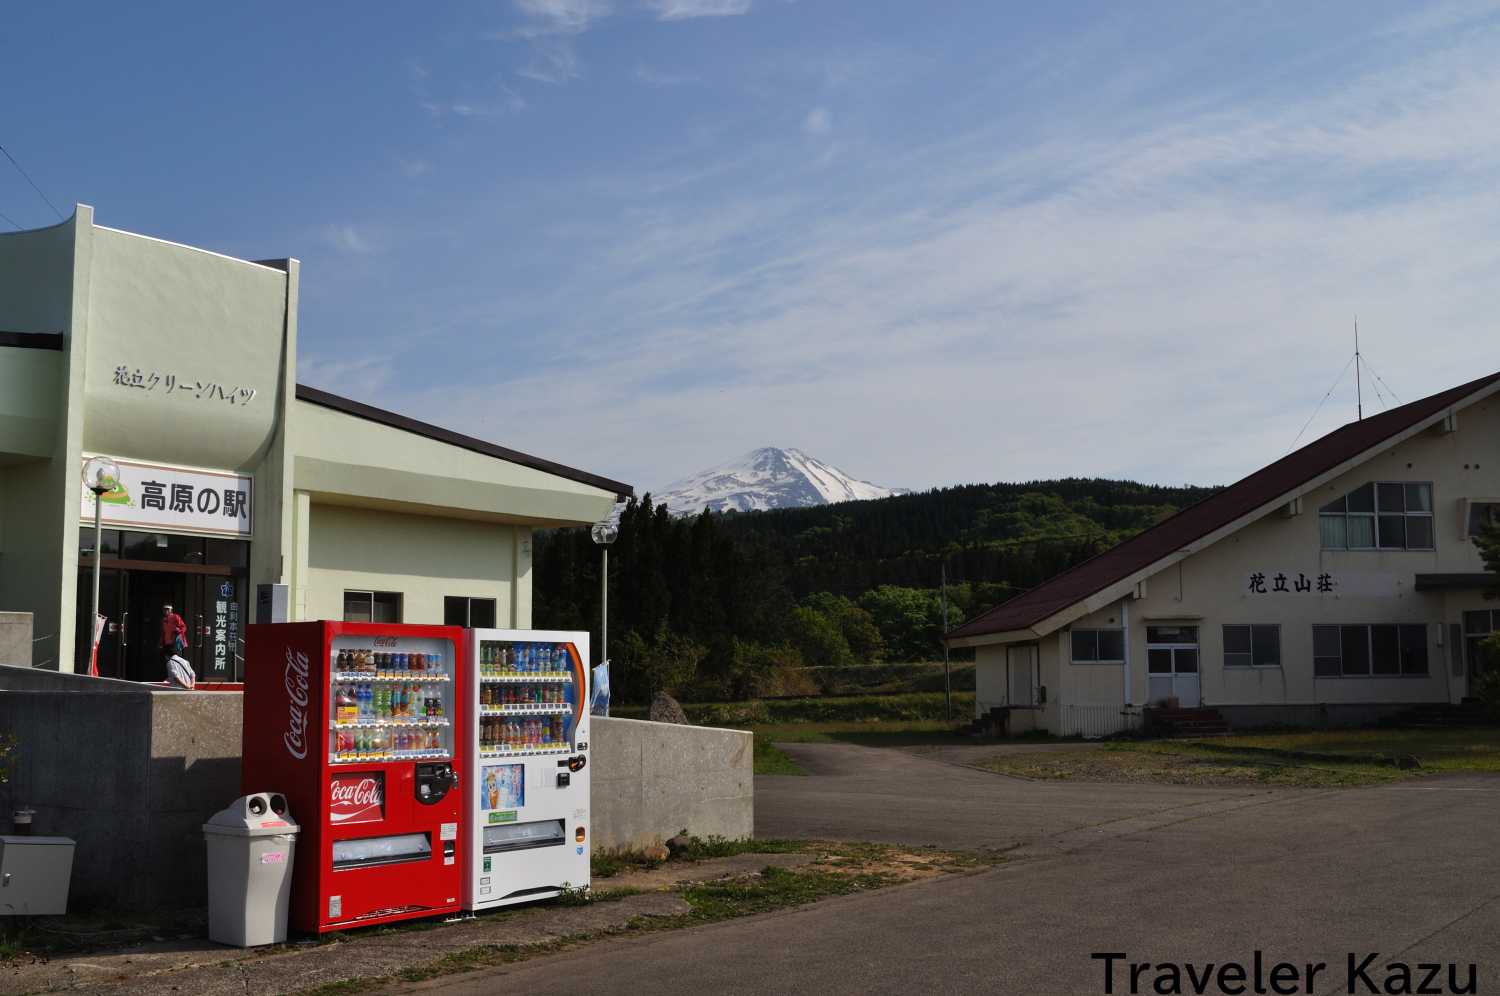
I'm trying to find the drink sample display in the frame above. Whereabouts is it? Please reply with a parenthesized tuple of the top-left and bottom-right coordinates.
(327, 641, 454, 764)
(474, 640, 578, 758)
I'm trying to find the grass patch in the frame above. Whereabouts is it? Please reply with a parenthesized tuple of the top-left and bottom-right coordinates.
(754, 735, 805, 775)
(614, 691, 975, 727)
(976, 727, 1500, 788)
(752, 718, 969, 747)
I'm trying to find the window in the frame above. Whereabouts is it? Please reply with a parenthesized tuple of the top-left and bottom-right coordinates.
(1070, 628, 1125, 663)
(1312, 623, 1428, 677)
(443, 596, 497, 628)
(343, 590, 402, 623)
(1223, 625, 1280, 668)
(1464, 610, 1499, 675)
(1467, 501, 1500, 539)
(1319, 482, 1433, 551)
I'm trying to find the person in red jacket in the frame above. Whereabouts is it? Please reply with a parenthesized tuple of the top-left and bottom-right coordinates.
(160, 603, 188, 672)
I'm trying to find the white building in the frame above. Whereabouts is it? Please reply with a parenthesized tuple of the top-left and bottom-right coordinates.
(0, 207, 629, 679)
(947, 372, 1500, 735)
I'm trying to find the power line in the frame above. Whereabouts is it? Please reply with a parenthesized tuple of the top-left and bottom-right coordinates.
(0, 144, 64, 221)
(0, 207, 21, 231)
(1290, 354, 1356, 452)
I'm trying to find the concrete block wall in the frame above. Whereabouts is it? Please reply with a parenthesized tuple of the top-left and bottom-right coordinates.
(0, 668, 754, 911)
(0, 667, 244, 910)
(589, 716, 753, 851)
(0, 612, 32, 667)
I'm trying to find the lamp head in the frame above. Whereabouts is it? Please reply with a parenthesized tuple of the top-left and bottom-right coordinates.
(590, 521, 618, 546)
(82, 456, 121, 496)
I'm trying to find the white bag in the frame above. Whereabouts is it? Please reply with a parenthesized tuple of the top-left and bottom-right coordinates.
(167, 654, 197, 689)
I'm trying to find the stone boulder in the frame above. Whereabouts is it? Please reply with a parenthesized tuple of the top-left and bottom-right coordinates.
(648, 692, 689, 725)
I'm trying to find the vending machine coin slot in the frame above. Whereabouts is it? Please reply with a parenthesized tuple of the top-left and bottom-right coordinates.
(414, 762, 457, 805)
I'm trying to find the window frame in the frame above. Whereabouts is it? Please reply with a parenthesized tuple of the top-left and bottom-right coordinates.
(443, 595, 498, 628)
(1222, 624, 1281, 669)
(343, 589, 403, 624)
(1319, 481, 1434, 551)
(1070, 628, 1126, 665)
(1464, 500, 1500, 540)
(1311, 622, 1430, 678)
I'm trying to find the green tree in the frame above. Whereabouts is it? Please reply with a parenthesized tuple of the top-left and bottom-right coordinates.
(858, 585, 948, 661)
(1473, 519, 1500, 714)
(803, 592, 885, 663)
(787, 605, 854, 668)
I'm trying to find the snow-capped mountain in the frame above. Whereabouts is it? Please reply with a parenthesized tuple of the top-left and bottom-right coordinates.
(658, 447, 908, 517)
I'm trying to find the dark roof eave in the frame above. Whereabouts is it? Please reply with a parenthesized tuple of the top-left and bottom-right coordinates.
(294, 384, 634, 501)
(949, 370, 1500, 641)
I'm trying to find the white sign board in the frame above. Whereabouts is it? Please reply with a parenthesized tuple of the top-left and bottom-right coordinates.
(79, 458, 252, 538)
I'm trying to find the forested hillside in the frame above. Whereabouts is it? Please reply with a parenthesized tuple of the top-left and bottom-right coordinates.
(533, 479, 1219, 703)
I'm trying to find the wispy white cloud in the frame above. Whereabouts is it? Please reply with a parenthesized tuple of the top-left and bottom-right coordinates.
(297, 355, 396, 399)
(644, 0, 752, 20)
(394, 11, 1500, 491)
(517, 38, 581, 83)
(633, 63, 698, 87)
(513, 0, 612, 36)
(322, 224, 377, 255)
(802, 107, 830, 136)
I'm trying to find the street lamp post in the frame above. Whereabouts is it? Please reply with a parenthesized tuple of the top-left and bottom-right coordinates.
(82, 456, 121, 675)
(590, 519, 619, 670)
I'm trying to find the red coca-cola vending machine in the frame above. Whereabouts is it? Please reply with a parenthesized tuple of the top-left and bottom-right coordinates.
(241, 621, 466, 933)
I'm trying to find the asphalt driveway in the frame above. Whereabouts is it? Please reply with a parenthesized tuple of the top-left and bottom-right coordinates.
(402, 744, 1500, 996)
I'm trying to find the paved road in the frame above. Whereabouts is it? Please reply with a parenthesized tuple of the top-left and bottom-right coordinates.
(400, 745, 1500, 996)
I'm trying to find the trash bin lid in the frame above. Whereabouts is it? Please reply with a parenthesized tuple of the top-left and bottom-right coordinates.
(203, 793, 300, 838)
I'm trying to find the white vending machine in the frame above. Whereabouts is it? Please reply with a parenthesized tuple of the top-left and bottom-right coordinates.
(463, 629, 590, 911)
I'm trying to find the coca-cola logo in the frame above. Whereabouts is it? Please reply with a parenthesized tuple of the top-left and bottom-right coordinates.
(282, 647, 310, 760)
(330, 775, 384, 824)
(373, 636, 398, 648)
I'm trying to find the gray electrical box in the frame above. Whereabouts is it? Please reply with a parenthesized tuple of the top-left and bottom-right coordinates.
(0, 836, 75, 915)
(255, 583, 289, 624)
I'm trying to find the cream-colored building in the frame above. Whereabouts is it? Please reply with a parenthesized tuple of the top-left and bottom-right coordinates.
(0, 207, 629, 679)
(947, 372, 1500, 735)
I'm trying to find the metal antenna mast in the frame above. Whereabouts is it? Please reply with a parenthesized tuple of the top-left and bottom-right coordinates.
(1354, 316, 1363, 421)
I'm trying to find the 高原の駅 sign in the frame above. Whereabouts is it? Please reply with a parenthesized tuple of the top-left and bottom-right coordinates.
(79, 458, 252, 538)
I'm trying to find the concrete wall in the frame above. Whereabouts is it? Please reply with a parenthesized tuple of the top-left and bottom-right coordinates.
(0, 669, 753, 910)
(0, 613, 32, 667)
(588, 716, 754, 851)
(0, 667, 243, 910)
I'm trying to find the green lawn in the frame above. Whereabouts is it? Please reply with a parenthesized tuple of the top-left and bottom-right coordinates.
(751, 718, 974, 775)
(977, 727, 1500, 788)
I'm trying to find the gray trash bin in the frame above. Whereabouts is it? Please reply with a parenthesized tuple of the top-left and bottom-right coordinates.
(203, 793, 299, 947)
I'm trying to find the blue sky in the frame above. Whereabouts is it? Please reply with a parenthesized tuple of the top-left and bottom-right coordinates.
(7, 1, 1500, 494)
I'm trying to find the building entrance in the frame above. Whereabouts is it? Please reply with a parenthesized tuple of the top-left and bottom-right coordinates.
(77, 528, 248, 681)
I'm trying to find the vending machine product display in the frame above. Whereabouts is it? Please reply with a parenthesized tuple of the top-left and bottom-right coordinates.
(464, 629, 590, 910)
(241, 621, 466, 933)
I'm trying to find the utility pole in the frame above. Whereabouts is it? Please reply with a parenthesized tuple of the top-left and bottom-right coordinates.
(941, 562, 951, 723)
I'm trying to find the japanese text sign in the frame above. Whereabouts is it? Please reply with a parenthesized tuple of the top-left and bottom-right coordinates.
(80, 458, 252, 538)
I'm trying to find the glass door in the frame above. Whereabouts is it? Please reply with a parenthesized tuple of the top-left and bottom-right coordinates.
(1147, 626, 1200, 707)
